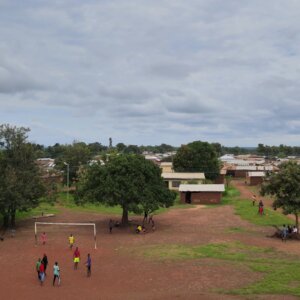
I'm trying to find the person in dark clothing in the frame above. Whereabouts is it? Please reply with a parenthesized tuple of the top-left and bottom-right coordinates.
(109, 219, 113, 234)
(143, 211, 148, 224)
(85, 253, 92, 277)
(42, 254, 48, 275)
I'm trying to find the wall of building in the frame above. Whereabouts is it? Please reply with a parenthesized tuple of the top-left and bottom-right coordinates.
(160, 165, 173, 173)
(180, 192, 222, 204)
(234, 170, 247, 178)
(249, 177, 264, 186)
(166, 179, 203, 191)
(215, 174, 225, 184)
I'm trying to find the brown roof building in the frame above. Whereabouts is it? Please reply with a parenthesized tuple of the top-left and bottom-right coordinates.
(179, 184, 225, 205)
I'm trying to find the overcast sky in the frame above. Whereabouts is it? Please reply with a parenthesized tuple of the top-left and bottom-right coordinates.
(1, 0, 300, 147)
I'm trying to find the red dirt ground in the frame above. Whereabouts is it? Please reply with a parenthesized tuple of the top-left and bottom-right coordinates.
(0, 181, 299, 300)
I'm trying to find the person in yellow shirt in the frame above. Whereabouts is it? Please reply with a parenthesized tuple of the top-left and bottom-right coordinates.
(69, 234, 75, 249)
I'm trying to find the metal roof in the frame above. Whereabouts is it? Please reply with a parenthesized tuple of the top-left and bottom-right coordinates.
(179, 184, 225, 192)
(236, 166, 258, 171)
(247, 172, 265, 177)
(162, 172, 205, 180)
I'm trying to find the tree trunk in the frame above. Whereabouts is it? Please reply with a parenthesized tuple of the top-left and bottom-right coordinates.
(121, 206, 129, 226)
(295, 213, 299, 234)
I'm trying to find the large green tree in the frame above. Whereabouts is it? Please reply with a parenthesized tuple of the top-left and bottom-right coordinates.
(173, 141, 220, 180)
(55, 141, 92, 183)
(76, 154, 175, 225)
(0, 124, 45, 227)
(261, 161, 300, 231)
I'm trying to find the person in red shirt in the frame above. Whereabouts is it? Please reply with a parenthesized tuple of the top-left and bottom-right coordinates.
(39, 261, 45, 286)
(40, 232, 47, 245)
(73, 247, 80, 270)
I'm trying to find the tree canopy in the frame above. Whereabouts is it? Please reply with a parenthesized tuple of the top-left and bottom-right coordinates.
(173, 141, 220, 180)
(0, 124, 45, 227)
(76, 154, 176, 225)
(261, 161, 300, 231)
(55, 141, 92, 183)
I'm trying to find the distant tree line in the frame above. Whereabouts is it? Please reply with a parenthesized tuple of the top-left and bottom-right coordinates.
(256, 144, 300, 158)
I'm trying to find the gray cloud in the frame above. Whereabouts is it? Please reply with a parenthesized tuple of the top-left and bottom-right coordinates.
(1, 0, 300, 146)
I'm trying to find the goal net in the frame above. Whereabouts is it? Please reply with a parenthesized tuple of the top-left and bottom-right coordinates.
(34, 222, 97, 249)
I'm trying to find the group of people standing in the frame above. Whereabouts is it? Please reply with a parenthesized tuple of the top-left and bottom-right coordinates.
(36, 254, 59, 286)
(281, 224, 298, 241)
(252, 195, 264, 215)
(69, 234, 92, 276)
(35, 233, 92, 286)
(135, 213, 155, 234)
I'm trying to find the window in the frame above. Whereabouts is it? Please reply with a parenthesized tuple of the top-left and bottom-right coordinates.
(172, 180, 181, 188)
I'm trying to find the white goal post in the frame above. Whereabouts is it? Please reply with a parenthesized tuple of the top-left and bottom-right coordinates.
(35, 222, 97, 249)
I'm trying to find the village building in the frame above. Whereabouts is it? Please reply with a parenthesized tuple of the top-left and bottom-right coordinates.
(159, 162, 173, 173)
(162, 172, 205, 190)
(215, 169, 227, 184)
(36, 158, 63, 185)
(246, 171, 265, 186)
(179, 184, 225, 204)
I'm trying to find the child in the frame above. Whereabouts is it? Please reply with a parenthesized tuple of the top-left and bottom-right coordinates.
(40, 232, 47, 245)
(86, 253, 91, 277)
(135, 225, 142, 234)
(69, 234, 75, 250)
(39, 261, 45, 286)
(258, 200, 264, 215)
(252, 195, 256, 206)
(42, 254, 48, 276)
(36, 258, 41, 280)
(73, 247, 80, 270)
(282, 224, 288, 242)
(53, 262, 60, 286)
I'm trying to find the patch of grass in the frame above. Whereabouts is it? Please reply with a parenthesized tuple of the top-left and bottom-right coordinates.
(219, 186, 293, 226)
(139, 241, 300, 297)
(57, 191, 194, 216)
(230, 198, 293, 227)
(16, 202, 60, 220)
(58, 192, 126, 215)
(226, 226, 247, 233)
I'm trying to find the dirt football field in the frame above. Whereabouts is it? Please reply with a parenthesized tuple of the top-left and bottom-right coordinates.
(1, 184, 300, 300)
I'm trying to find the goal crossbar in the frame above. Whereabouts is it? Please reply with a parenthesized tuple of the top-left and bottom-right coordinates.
(34, 222, 97, 249)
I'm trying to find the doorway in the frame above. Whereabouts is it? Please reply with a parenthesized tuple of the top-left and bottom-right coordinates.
(185, 192, 192, 204)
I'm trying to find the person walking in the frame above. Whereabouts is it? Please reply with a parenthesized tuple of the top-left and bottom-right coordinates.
(39, 261, 45, 286)
(40, 232, 47, 245)
(36, 258, 42, 280)
(258, 200, 264, 215)
(143, 211, 148, 224)
(85, 253, 91, 277)
(42, 254, 48, 276)
(69, 234, 75, 250)
(73, 247, 80, 270)
(53, 262, 60, 286)
(282, 224, 288, 242)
